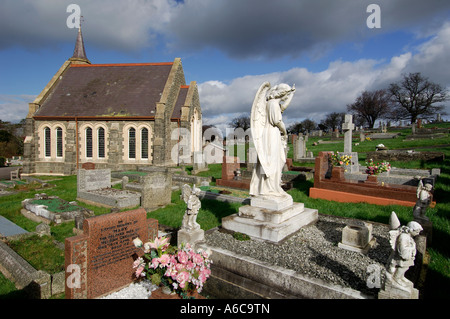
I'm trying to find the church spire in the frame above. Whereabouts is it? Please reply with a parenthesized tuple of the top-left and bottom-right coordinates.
(69, 21, 90, 64)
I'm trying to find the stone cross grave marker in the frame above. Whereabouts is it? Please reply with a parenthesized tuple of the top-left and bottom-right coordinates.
(65, 208, 158, 299)
(342, 114, 355, 153)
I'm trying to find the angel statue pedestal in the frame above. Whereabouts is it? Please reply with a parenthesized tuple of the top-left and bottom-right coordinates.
(222, 82, 318, 243)
(222, 196, 318, 243)
(177, 184, 204, 248)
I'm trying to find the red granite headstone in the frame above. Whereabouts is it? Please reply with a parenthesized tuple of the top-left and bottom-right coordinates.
(65, 208, 158, 299)
(221, 156, 240, 180)
(81, 162, 96, 170)
(310, 152, 423, 206)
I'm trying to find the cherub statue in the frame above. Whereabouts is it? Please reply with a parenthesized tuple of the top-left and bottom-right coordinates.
(181, 184, 202, 232)
(249, 82, 296, 200)
(413, 180, 433, 222)
(385, 212, 423, 291)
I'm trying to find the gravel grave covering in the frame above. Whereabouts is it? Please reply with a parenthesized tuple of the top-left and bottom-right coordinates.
(101, 280, 158, 299)
(205, 214, 392, 297)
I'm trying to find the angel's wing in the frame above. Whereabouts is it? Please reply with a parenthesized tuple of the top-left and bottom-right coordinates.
(250, 82, 271, 173)
(251, 82, 270, 142)
(181, 184, 192, 203)
(389, 229, 400, 251)
(417, 180, 424, 198)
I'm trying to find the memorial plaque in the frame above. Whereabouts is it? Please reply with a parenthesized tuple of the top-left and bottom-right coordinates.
(65, 208, 158, 299)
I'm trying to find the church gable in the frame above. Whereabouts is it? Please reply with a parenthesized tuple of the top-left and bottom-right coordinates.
(34, 63, 174, 118)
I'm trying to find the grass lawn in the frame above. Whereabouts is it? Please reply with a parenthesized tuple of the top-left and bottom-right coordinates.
(0, 122, 449, 299)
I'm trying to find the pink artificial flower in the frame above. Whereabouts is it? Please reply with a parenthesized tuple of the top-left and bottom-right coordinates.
(132, 257, 144, 268)
(150, 257, 159, 269)
(175, 263, 185, 272)
(185, 260, 195, 270)
(149, 236, 170, 251)
(159, 254, 170, 268)
(177, 250, 189, 264)
(165, 265, 177, 279)
(201, 250, 210, 258)
(192, 253, 204, 265)
(176, 271, 190, 288)
(198, 272, 208, 283)
(135, 265, 145, 277)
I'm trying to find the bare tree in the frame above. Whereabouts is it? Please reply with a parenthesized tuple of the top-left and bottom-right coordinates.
(347, 90, 390, 128)
(287, 122, 303, 135)
(388, 73, 448, 124)
(301, 118, 317, 133)
(320, 112, 345, 132)
(228, 115, 250, 131)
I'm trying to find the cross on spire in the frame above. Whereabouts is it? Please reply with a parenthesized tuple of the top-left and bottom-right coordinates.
(69, 16, 90, 64)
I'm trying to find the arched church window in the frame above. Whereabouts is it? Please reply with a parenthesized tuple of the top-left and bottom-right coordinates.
(141, 128, 148, 159)
(44, 127, 51, 157)
(129, 128, 136, 159)
(98, 127, 105, 158)
(56, 127, 63, 157)
(86, 127, 93, 158)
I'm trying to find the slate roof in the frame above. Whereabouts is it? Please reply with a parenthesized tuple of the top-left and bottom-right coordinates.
(34, 63, 174, 118)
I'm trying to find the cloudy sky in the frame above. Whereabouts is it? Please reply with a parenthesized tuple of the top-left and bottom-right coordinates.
(1, 0, 449, 132)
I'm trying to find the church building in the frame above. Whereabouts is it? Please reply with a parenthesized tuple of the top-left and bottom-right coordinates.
(23, 27, 202, 176)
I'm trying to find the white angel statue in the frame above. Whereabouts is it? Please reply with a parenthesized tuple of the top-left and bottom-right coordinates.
(385, 212, 423, 291)
(181, 184, 202, 232)
(249, 82, 296, 199)
(413, 180, 433, 221)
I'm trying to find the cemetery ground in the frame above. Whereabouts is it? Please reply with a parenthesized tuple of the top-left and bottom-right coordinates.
(1, 123, 450, 299)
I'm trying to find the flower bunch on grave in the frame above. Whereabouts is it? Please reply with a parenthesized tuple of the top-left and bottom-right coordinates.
(133, 236, 212, 298)
(330, 152, 352, 167)
(365, 159, 391, 175)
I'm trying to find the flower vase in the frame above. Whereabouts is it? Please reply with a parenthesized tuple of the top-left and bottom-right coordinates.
(331, 166, 345, 181)
(366, 174, 378, 184)
(150, 287, 179, 299)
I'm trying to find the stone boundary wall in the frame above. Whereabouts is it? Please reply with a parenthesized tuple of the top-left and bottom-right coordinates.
(0, 240, 65, 298)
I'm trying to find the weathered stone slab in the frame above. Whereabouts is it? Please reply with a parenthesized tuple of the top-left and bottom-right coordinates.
(141, 170, 172, 210)
(77, 168, 111, 193)
(0, 216, 29, 237)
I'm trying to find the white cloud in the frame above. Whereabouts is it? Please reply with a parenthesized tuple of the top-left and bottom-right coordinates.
(199, 21, 450, 127)
(0, 94, 35, 123)
(0, 0, 176, 51)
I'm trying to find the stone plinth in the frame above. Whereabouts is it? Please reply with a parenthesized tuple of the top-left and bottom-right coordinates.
(338, 223, 376, 254)
(250, 195, 293, 211)
(177, 228, 205, 247)
(222, 200, 318, 243)
(378, 278, 419, 299)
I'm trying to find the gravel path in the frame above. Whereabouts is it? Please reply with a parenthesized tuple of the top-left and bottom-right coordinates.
(204, 214, 392, 297)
